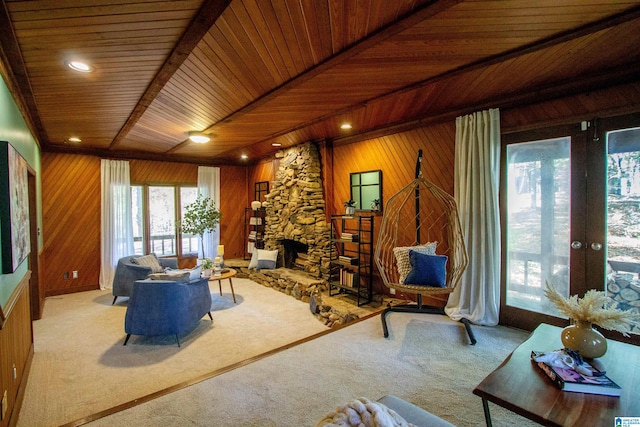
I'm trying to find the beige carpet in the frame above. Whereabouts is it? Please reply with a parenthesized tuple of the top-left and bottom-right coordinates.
(84, 313, 538, 427)
(17, 278, 329, 427)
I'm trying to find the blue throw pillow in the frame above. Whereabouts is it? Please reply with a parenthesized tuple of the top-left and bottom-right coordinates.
(403, 250, 448, 288)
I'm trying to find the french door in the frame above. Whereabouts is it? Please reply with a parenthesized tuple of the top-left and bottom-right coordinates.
(500, 114, 640, 345)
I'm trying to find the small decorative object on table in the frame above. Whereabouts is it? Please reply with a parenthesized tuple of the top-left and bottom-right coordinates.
(371, 198, 381, 211)
(545, 283, 640, 358)
(213, 256, 222, 276)
(200, 257, 213, 277)
(217, 244, 224, 267)
(344, 199, 356, 216)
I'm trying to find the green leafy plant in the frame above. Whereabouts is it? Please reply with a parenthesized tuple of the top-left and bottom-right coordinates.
(344, 199, 356, 207)
(181, 196, 222, 257)
(199, 257, 214, 270)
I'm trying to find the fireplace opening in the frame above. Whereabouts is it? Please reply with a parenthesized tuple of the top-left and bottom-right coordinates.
(281, 239, 309, 270)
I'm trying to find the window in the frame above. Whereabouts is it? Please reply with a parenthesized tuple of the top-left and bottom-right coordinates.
(131, 184, 197, 257)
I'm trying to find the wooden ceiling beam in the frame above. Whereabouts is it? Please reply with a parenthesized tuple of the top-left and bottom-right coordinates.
(109, 0, 231, 150)
(249, 5, 640, 148)
(202, 0, 463, 133)
(333, 62, 640, 146)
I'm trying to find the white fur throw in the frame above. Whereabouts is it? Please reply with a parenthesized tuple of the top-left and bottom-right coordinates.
(316, 397, 417, 427)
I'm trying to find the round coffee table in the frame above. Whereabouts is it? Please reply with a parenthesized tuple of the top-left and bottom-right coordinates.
(209, 268, 237, 303)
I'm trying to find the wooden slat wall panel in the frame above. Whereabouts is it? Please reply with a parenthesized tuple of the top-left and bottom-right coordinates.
(129, 159, 198, 183)
(502, 81, 640, 132)
(218, 165, 247, 260)
(120, 159, 248, 260)
(0, 279, 32, 427)
(248, 157, 275, 203)
(41, 153, 248, 295)
(332, 123, 456, 297)
(42, 153, 101, 295)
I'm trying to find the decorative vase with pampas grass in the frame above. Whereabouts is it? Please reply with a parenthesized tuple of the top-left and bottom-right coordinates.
(545, 283, 640, 358)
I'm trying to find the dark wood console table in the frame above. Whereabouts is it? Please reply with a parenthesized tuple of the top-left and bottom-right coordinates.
(473, 323, 640, 426)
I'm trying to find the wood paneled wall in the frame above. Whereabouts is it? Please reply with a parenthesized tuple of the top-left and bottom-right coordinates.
(0, 277, 33, 427)
(331, 123, 456, 299)
(42, 153, 101, 296)
(218, 165, 249, 260)
(41, 154, 248, 295)
(248, 157, 276, 203)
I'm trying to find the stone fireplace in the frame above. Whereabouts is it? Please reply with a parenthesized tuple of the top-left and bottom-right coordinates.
(281, 239, 309, 269)
(262, 142, 331, 279)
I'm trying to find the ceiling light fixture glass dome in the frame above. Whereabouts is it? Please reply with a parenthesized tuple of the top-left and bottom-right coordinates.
(188, 131, 210, 143)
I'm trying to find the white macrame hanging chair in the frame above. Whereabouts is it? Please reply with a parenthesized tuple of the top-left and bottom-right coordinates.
(374, 150, 476, 344)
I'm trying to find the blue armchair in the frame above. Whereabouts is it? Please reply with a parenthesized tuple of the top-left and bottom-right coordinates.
(123, 277, 213, 347)
(112, 255, 179, 304)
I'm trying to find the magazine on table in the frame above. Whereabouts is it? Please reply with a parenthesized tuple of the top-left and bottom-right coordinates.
(531, 350, 621, 397)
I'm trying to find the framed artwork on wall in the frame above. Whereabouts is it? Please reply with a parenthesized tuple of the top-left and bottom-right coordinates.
(0, 141, 30, 273)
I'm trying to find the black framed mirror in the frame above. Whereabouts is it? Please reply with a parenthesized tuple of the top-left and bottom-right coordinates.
(350, 170, 382, 212)
(254, 181, 269, 202)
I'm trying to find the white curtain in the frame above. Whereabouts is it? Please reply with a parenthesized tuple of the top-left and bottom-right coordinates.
(197, 166, 221, 259)
(445, 108, 501, 326)
(99, 159, 134, 290)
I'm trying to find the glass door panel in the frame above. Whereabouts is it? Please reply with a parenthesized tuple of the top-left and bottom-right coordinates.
(505, 137, 571, 316)
(606, 126, 640, 336)
(148, 186, 176, 256)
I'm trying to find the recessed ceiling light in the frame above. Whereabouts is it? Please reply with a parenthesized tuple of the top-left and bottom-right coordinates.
(272, 142, 282, 147)
(66, 60, 93, 73)
(340, 123, 353, 130)
(66, 137, 82, 143)
(188, 131, 210, 144)
(240, 154, 248, 160)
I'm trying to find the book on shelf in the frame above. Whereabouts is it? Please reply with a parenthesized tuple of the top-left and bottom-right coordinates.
(340, 232, 359, 242)
(530, 351, 622, 397)
(249, 217, 262, 225)
(338, 255, 358, 265)
(339, 269, 358, 287)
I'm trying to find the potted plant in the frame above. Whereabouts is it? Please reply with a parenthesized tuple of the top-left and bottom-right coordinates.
(200, 257, 214, 277)
(344, 199, 356, 216)
(371, 198, 381, 211)
(182, 196, 222, 258)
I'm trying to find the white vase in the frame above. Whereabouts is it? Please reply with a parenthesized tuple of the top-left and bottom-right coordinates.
(202, 269, 212, 278)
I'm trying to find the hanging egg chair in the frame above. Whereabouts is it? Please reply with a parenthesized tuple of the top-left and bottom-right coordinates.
(374, 150, 476, 344)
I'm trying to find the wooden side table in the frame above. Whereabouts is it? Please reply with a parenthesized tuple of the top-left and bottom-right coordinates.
(473, 323, 640, 426)
(209, 268, 237, 303)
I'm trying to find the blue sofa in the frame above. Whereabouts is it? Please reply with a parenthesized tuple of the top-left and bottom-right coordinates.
(123, 277, 213, 347)
(112, 255, 179, 304)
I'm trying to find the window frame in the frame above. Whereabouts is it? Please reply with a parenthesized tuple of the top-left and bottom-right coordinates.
(131, 183, 197, 257)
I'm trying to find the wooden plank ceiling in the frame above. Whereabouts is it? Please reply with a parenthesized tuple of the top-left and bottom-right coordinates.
(1, 0, 640, 165)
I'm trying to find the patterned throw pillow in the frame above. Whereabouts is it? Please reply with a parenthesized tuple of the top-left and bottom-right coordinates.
(132, 254, 164, 273)
(392, 242, 437, 284)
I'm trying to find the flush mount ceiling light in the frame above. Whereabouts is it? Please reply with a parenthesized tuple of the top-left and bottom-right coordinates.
(340, 123, 353, 130)
(188, 131, 210, 144)
(240, 154, 249, 160)
(66, 137, 82, 143)
(65, 60, 93, 73)
(271, 142, 282, 147)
